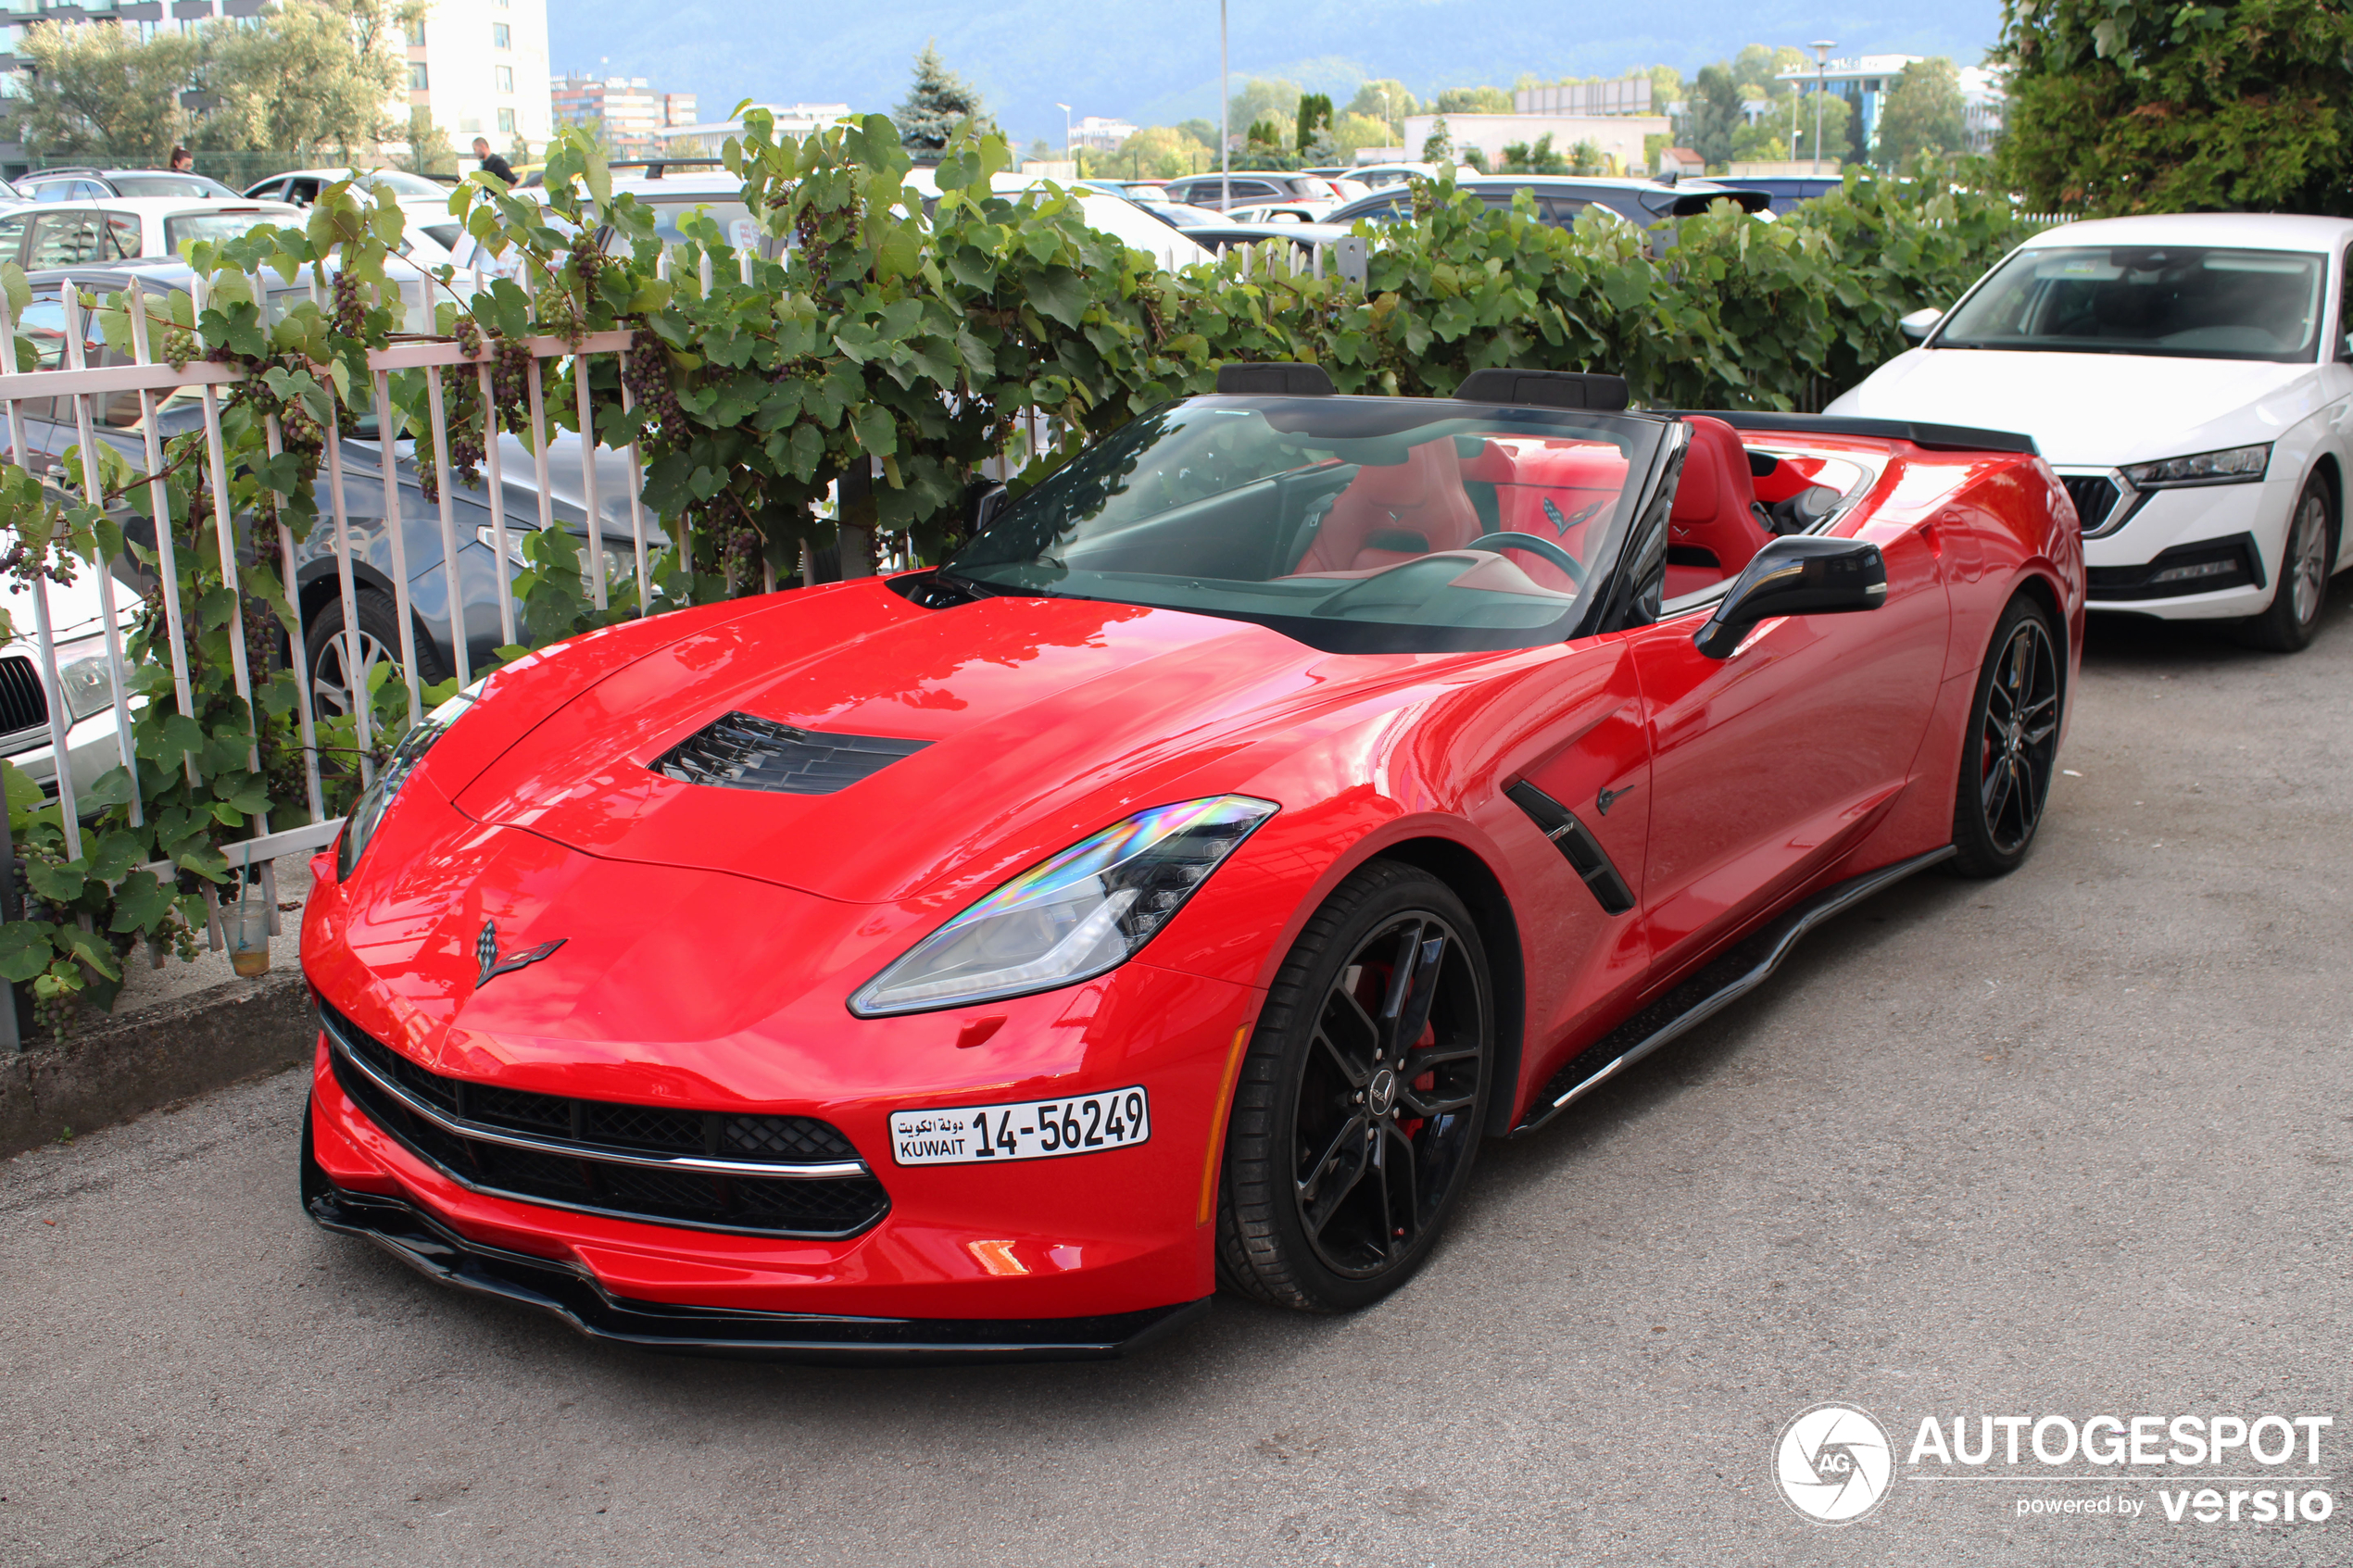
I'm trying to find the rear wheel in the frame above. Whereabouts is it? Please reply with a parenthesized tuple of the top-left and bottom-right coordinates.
(1947, 595, 2062, 878)
(306, 589, 439, 722)
(2234, 474, 2334, 653)
(1215, 861, 1492, 1312)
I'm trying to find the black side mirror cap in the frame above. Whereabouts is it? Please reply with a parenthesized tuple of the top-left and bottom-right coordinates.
(1693, 535, 1888, 659)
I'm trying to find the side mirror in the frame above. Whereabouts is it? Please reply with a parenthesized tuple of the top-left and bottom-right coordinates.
(968, 483, 1009, 533)
(1898, 306, 1944, 344)
(1693, 536, 1888, 659)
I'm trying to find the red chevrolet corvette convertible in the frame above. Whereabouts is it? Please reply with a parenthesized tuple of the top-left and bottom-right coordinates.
(300, 365, 2084, 1361)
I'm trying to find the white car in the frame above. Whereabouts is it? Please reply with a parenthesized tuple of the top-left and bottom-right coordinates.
(1831, 213, 2353, 651)
(0, 549, 138, 812)
(0, 196, 306, 268)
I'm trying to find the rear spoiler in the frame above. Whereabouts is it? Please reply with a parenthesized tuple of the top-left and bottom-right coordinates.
(1655, 409, 2040, 457)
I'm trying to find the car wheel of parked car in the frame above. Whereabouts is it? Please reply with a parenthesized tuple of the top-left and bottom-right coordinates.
(306, 590, 438, 721)
(1216, 861, 1492, 1312)
(2235, 474, 2334, 653)
(1948, 595, 2063, 878)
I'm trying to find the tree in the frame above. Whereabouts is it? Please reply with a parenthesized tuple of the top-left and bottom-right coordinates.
(1295, 92, 1333, 157)
(15, 20, 199, 163)
(1344, 79, 1417, 132)
(1421, 115, 1452, 163)
(1176, 117, 1219, 150)
(1997, 0, 2353, 212)
(1685, 64, 1745, 168)
(1227, 77, 1302, 138)
(198, 0, 416, 160)
(1114, 123, 1210, 179)
(894, 40, 986, 156)
(1730, 89, 1851, 165)
(1330, 111, 1392, 161)
(1732, 44, 1806, 99)
(1433, 85, 1511, 115)
(1499, 133, 1567, 174)
(1877, 56, 1968, 169)
(398, 107, 458, 176)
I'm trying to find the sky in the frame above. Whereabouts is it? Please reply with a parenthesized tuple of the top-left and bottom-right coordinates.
(549, 0, 2006, 147)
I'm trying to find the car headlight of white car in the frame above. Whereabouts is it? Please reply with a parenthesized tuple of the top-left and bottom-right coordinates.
(2120, 444, 2271, 488)
(52, 636, 121, 725)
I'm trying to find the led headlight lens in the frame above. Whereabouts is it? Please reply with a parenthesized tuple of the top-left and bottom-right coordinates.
(52, 637, 120, 723)
(849, 795, 1278, 1017)
(2121, 444, 2271, 488)
(334, 674, 491, 880)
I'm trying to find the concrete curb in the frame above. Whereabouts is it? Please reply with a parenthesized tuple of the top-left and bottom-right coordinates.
(0, 972, 315, 1158)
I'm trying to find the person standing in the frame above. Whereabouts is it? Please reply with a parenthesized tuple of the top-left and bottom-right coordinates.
(472, 137, 515, 186)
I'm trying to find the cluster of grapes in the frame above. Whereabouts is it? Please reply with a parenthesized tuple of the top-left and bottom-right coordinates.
(452, 315, 484, 362)
(30, 986, 75, 1047)
(568, 230, 606, 303)
(160, 326, 197, 370)
(278, 400, 324, 468)
(622, 329, 683, 437)
(794, 208, 831, 293)
(330, 271, 367, 341)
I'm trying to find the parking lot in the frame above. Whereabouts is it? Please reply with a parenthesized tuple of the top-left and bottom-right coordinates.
(1, 603, 2347, 1568)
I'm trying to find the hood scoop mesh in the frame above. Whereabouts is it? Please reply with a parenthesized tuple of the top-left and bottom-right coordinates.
(652, 712, 930, 795)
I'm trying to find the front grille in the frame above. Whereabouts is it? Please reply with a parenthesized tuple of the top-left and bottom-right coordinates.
(0, 655, 47, 733)
(320, 1001, 887, 1239)
(652, 711, 929, 795)
(2060, 474, 2120, 532)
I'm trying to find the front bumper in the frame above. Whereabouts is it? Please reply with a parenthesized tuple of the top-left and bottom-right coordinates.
(302, 1110, 1208, 1362)
(2079, 478, 2281, 620)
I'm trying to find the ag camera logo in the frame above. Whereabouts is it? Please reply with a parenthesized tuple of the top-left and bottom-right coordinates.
(1776, 1403, 1894, 1524)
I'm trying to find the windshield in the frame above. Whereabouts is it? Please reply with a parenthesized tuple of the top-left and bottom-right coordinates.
(110, 174, 233, 199)
(1938, 245, 2327, 361)
(359, 169, 451, 198)
(165, 209, 288, 253)
(948, 396, 1665, 653)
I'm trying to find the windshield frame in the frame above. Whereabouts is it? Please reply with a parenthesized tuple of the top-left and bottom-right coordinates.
(1932, 242, 2332, 363)
(942, 395, 1679, 654)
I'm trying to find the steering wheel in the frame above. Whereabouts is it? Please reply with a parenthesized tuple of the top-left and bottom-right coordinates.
(1466, 532, 1586, 586)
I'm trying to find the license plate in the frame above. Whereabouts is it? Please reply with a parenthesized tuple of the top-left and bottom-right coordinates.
(888, 1086, 1151, 1166)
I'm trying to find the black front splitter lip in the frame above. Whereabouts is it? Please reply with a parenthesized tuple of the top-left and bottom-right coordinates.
(303, 1127, 1209, 1366)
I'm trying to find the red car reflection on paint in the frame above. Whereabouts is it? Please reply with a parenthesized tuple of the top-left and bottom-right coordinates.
(300, 367, 2083, 1363)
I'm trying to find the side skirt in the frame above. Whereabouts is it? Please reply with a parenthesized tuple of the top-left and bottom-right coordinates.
(1510, 845, 1957, 1136)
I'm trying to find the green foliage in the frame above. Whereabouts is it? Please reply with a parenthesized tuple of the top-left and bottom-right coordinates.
(1296, 94, 1335, 158)
(895, 40, 988, 156)
(1344, 80, 1419, 126)
(1432, 86, 1512, 115)
(1687, 65, 1747, 169)
(1998, 0, 2353, 213)
(15, 19, 202, 163)
(1878, 58, 1969, 171)
(400, 107, 460, 178)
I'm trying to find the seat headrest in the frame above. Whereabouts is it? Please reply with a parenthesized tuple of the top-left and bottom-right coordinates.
(1670, 416, 1755, 526)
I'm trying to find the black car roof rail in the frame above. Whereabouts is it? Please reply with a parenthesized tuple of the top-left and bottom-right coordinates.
(1215, 362, 1335, 395)
(1653, 408, 2041, 457)
(24, 167, 106, 180)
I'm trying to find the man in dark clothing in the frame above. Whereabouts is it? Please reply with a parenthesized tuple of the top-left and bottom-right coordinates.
(472, 137, 516, 186)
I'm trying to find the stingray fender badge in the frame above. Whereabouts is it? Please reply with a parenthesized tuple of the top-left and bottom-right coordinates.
(475, 919, 565, 988)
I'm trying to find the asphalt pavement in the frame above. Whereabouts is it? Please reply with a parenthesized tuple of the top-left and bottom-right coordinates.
(1, 601, 2347, 1568)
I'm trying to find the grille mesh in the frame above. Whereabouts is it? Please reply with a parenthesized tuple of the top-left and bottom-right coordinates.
(651, 711, 929, 795)
(321, 1002, 885, 1238)
(2061, 474, 2120, 532)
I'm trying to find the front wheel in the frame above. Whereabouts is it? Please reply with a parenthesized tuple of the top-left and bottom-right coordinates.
(1947, 594, 2063, 878)
(1215, 861, 1492, 1312)
(2234, 474, 2334, 653)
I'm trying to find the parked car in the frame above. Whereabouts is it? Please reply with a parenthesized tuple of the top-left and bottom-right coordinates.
(298, 363, 2081, 1359)
(0, 197, 305, 268)
(19, 167, 243, 203)
(1157, 171, 1349, 213)
(1328, 175, 1769, 234)
(1831, 212, 2353, 652)
(242, 168, 454, 207)
(900, 169, 1215, 270)
(1721, 175, 1845, 215)
(0, 174, 27, 209)
(1144, 202, 1352, 256)
(6, 260, 660, 773)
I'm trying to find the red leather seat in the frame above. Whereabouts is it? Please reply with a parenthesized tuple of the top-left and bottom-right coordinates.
(1460, 439, 1628, 593)
(1668, 417, 1773, 585)
(1294, 439, 1482, 574)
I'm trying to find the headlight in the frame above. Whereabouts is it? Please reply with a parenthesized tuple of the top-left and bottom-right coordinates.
(334, 673, 490, 879)
(53, 637, 120, 724)
(474, 524, 635, 587)
(849, 795, 1277, 1017)
(2121, 444, 2271, 488)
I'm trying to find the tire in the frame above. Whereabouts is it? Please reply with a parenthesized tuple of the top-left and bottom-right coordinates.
(2233, 472, 2335, 653)
(1215, 860, 1493, 1312)
(305, 589, 440, 722)
(1947, 593, 2063, 878)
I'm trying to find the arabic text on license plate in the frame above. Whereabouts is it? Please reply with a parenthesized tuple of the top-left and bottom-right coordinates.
(889, 1087, 1151, 1166)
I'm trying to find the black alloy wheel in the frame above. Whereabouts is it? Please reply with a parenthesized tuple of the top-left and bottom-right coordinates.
(1948, 595, 2062, 877)
(305, 589, 441, 723)
(1217, 861, 1492, 1312)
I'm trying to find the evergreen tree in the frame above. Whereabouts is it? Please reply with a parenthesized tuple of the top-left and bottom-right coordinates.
(894, 40, 986, 156)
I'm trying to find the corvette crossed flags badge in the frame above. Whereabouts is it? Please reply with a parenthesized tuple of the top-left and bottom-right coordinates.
(475, 919, 565, 988)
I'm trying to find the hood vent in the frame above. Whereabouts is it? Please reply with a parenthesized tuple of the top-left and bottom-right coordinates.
(652, 712, 930, 795)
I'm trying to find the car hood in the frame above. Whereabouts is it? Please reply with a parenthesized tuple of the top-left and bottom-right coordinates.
(1829, 348, 2325, 467)
(448, 579, 1429, 905)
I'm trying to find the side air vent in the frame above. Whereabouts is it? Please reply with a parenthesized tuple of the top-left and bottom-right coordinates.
(652, 712, 930, 795)
(1505, 780, 1636, 914)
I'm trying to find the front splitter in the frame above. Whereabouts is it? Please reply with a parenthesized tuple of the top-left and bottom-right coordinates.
(302, 1111, 1210, 1365)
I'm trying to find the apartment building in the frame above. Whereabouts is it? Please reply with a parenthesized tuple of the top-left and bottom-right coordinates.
(551, 73, 698, 156)
(407, 0, 552, 155)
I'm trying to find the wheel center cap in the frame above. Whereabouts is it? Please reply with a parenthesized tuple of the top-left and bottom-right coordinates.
(1367, 1068, 1400, 1117)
